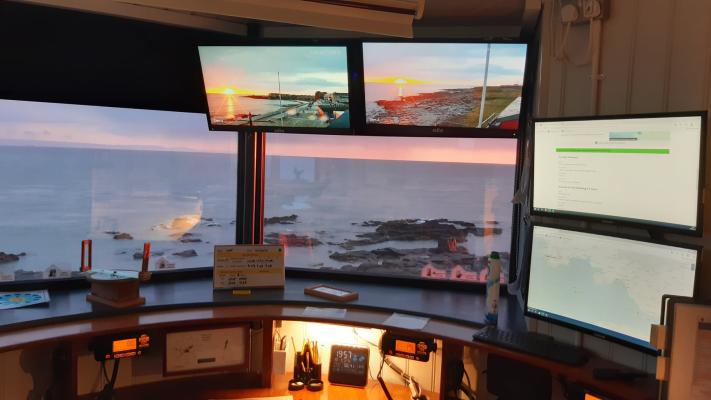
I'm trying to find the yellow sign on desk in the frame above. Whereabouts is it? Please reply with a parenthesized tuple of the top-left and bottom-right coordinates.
(213, 245, 285, 289)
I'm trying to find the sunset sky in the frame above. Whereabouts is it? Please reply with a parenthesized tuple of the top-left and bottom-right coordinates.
(0, 99, 516, 165)
(363, 43, 527, 88)
(198, 46, 349, 96)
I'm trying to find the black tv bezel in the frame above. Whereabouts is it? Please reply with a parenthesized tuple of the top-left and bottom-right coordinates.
(196, 40, 359, 135)
(530, 111, 708, 237)
(356, 39, 529, 139)
(523, 222, 702, 355)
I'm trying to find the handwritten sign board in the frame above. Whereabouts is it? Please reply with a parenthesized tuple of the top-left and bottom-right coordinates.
(213, 245, 285, 289)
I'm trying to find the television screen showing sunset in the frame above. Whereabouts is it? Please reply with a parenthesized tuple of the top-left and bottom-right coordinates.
(363, 42, 527, 130)
(198, 46, 350, 130)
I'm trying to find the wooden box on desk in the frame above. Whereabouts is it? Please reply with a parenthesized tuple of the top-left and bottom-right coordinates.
(86, 270, 145, 308)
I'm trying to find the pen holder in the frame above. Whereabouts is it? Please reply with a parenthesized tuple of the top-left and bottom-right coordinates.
(293, 352, 309, 382)
(311, 363, 322, 380)
(273, 349, 287, 375)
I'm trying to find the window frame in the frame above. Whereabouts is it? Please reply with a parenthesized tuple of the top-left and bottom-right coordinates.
(0, 35, 536, 291)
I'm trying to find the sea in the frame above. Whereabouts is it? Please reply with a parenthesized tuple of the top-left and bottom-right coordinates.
(0, 145, 515, 280)
(206, 93, 298, 119)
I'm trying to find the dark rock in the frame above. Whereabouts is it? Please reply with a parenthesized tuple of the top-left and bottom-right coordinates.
(201, 217, 214, 222)
(371, 248, 405, 258)
(361, 220, 383, 227)
(104, 231, 120, 235)
(173, 249, 198, 257)
(18, 252, 26, 257)
(265, 215, 298, 225)
(133, 250, 165, 260)
(330, 250, 374, 263)
(113, 233, 133, 240)
(472, 227, 503, 237)
(0, 252, 21, 264)
(338, 218, 503, 249)
(180, 238, 203, 243)
(328, 245, 509, 279)
(264, 233, 322, 247)
(206, 223, 222, 227)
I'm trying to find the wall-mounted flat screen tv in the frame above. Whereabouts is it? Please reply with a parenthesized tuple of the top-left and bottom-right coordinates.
(361, 42, 528, 136)
(198, 45, 352, 133)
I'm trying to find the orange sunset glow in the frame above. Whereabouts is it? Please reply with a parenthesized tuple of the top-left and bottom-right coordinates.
(267, 134, 517, 165)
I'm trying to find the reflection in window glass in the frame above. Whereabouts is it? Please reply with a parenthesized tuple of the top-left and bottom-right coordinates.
(265, 133, 516, 283)
(0, 99, 237, 281)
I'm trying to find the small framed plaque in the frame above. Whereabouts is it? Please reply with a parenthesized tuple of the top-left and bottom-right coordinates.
(213, 244, 285, 290)
(304, 284, 358, 302)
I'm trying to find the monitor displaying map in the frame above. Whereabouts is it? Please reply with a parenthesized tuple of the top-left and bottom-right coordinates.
(526, 225, 698, 351)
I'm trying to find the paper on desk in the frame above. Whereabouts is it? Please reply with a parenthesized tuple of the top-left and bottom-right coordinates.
(383, 313, 430, 330)
(0, 290, 50, 310)
(302, 306, 347, 319)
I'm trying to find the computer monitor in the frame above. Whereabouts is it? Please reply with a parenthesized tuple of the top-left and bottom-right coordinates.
(525, 224, 700, 352)
(532, 112, 706, 235)
(361, 41, 528, 136)
(197, 45, 353, 133)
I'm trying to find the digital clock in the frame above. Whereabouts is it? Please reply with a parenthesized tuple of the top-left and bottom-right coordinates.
(328, 345, 369, 387)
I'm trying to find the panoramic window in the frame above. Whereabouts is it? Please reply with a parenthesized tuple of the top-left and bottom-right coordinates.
(0, 99, 237, 281)
(264, 133, 517, 283)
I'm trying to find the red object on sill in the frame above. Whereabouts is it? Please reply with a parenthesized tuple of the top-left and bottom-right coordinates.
(81, 239, 92, 272)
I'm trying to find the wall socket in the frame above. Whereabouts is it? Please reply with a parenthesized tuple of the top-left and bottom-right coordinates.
(560, 0, 608, 24)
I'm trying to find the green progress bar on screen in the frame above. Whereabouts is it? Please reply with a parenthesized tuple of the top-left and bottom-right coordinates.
(555, 148, 670, 154)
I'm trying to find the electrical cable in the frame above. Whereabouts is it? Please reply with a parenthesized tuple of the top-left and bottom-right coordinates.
(379, 355, 427, 400)
(96, 358, 120, 400)
(101, 360, 110, 383)
(553, 0, 593, 67)
(352, 328, 381, 381)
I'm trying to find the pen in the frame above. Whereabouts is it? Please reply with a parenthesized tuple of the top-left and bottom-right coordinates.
(291, 337, 297, 353)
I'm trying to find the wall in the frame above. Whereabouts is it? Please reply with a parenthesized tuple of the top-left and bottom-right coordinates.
(531, 0, 711, 374)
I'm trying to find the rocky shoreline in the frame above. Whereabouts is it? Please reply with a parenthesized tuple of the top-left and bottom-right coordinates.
(265, 215, 508, 280)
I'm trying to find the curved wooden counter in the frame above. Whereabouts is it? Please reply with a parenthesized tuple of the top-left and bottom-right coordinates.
(0, 276, 657, 400)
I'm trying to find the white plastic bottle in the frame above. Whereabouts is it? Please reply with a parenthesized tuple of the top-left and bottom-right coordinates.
(485, 251, 501, 325)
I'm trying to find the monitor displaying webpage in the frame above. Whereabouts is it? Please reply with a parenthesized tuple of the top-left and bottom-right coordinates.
(533, 115, 703, 231)
(527, 225, 697, 349)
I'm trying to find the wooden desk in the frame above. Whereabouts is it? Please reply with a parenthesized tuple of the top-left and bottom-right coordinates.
(207, 374, 437, 400)
(76, 374, 436, 400)
(0, 277, 658, 400)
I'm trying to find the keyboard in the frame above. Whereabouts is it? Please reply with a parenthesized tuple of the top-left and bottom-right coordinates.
(472, 326, 589, 366)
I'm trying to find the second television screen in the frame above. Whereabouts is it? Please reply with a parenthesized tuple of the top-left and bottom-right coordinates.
(198, 46, 350, 131)
(363, 42, 527, 130)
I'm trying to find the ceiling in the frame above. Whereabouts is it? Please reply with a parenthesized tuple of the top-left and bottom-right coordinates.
(417, 0, 526, 25)
(14, 0, 536, 38)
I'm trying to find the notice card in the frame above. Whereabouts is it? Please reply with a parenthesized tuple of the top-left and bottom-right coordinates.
(302, 307, 347, 319)
(213, 245, 284, 290)
(383, 313, 430, 330)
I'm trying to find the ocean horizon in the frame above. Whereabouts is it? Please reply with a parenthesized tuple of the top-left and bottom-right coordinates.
(0, 144, 514, 282)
